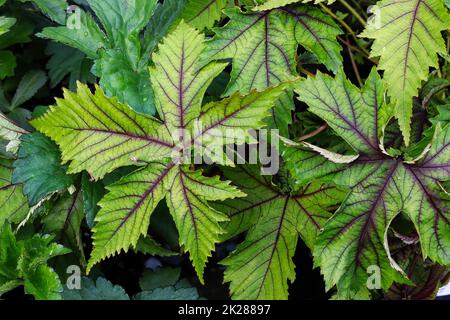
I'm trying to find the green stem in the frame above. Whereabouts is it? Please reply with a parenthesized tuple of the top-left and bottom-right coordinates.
(319, 3, 370, 57)
(347, 38, 363, 86)
(349, 0, 368, 19)
(339, 0, 366, 26)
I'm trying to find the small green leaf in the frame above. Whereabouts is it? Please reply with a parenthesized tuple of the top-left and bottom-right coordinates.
(134, 287, 199, 300)
(142, 0, 187, 56)
(19, 0, 68, 24)
(139, 267, 181, 291)
(45, 43, 94, 89)
(0, 112, 28, 154)
(42, 189, 85, 263)
(10, 70, 47, 110)
(0, 16, 15, 36)
(81, 172, 104, 228)
(38, 10, 108, 59)
(0, 224, 69, 300)
(136, 236, 177, 257)
(62, 277, 129, 300)
(0, 50, 16, 79)
(0, 158, 29, 229)
(13, 132, 75, 206)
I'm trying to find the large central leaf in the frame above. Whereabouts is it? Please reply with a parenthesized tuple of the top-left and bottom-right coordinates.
(360, 0, 450, 145)
(216, 165, 345, 299)
(33, 22, 287, 282)
(284, 69, 450, 298)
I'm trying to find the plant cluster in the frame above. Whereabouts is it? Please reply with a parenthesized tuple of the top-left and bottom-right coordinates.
(0, 0, 449, 300)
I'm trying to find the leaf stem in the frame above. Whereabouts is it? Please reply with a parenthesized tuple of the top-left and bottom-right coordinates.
(339, 0, 366, 27)
(319, 3, 370, 57)
(297, 124, 328, 142)
(338, 36, 376, 64)
(346, 38, 363, 86)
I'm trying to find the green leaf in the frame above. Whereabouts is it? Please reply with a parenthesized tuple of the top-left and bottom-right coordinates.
(136, 236, 177, 257)
(149, 23, 227, 132)
(81, 172, 104, 228)
(45, 43, 94, 89)
(0, 158, 29, 229)
(139, 267, 181, 291)
(0, 50, 16, 79)
(34, 22, 286, 282)
(218, 165, 344, 299)
(31, 84, 174, 180)
(0, 19, 32, 49)
(38, 10, 108, 59)
(12, 132, 75, 206)
(0, 16, 15, 36)
(166, 167, 244, 280)
(93, 49, 155, 115)
(86, 0, 158, 114)
(0, 224, 70, 300)
(142, 0, 187, 57)
(294, 68, 384, 155)
(86, 0, 157, 45)
(88, 162, 177, 272)
(19, 0, 68, 24)
(10, 70, 47, 110)
(134, 286, 199, 300)
(24, 264, 63, 300)
(0, 224, 21, 284)
(286, 69, 450, 298)
(360, 0, 450, 146)
(0, 111, 28, 154)
(38, 0, 157, 114)
(203, 5, 342, 134)
(182, 0, 230, 30)
(62, 277, 129, 300)
(204, 8, 297, 95)
(42, 189, 85, 263)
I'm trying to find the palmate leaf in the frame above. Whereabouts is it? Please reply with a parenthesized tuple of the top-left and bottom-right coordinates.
(0, 158, 28, 229)
(360, 0, 450, 146)
(203, 4, 342, 135)
(33, 22, 286, 282)
(285, 68, 450, 298)
(216, 166, 345, 299)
